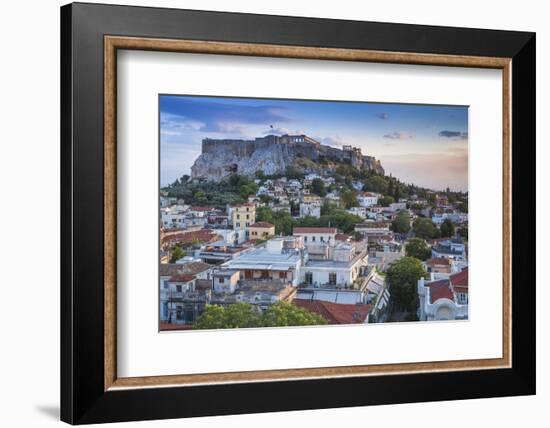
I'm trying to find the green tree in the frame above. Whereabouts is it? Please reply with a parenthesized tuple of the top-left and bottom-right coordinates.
(413, 218, 440, 239)
(262, 302, 327, 327)
(405, 238, 431, 261)
(379, 195, 395, 207)
(391, 210, 411, 234)
(239, 182, 259, 198)
(193, 190, 207, 203)
(340, 190, 359, 209)
(169, 245, 186, 263)
(310, 178, 327, 197)
(386, 257, 426, 313)
(194, 303, 262, 330)
(363, 175, 388, 194)
(440, 218, 455, 237)
(193, 302, 328, 330)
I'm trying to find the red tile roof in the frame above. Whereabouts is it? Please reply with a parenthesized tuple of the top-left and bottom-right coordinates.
(427, 279, 454, 304)
(426, 257, 451, 266)
(293, 227, 337, 234)
(250, 221, 275, 228)
(169, 274, 196, 283)
(293, 299, 372, 324)
(190, 206, 214, 211)
(161, 229, 221, 246)
(335, 234, 351, 241)
(159, 323, 193, 331)
(450, 267, 468, 290)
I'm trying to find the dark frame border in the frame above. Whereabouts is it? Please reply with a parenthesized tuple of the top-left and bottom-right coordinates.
(61, 2, 535, 424)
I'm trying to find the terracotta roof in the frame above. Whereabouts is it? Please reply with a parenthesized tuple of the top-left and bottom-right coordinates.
(335, 234, 351, 241)
(190, 206, 213, 211)
(293, 299, 372, 324)
(426, 257, 451, 266)
(161, 229, 221, 246)
(250, 221, 275, 228)
(159, 264, 185, 277)
(450, 267, 468, 290)
(177, 261, 213, 276)
(159, 323, 193, 331)
(293, 227, 337, 234)
(169, 274, 196, 283)
(232, 202, 255, 207)
(427, 280, 454, 304)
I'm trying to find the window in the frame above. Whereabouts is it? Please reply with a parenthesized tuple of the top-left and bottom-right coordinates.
(176, 285, 182, 292)
(305, 272, 313, 284)
(237, 214, 240, 220)
(312, 236, 316, 242)
(304, 236, 307, 242)
(246, 214, 249, 219)
(320, 236, 324, 242)
(236, 222, 240, 228)
(329, 272, 337, 285)
(218, 277, 225, 284)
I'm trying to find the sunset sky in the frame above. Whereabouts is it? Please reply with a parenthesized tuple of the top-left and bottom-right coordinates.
(160, 95, 468, 191)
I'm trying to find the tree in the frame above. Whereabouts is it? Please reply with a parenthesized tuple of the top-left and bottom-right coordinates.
(413, 218, 440, 239)
(386, 257, 426, 313)
(340, 190, 359, 209)
(193, 302, 327, 329)
(379, 195, 395, 207)
(405, 238, 431, 261)
(363, 175, 388, 194)
(193, 190, 207, 203)
(391, 210, 411, 234)
(440, 218, 455, 237)
(239, 182, 259, 198)
(194, 303, 261, 329)
(169, 245, 186, 263)
(262, 302, 327, 327)
(310, 178, 327, 197)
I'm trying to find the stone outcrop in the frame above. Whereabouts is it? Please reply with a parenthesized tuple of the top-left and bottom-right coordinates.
(190, 134, 384, 180)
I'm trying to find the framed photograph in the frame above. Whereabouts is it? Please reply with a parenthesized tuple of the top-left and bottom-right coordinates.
(61, 2, 535, 424)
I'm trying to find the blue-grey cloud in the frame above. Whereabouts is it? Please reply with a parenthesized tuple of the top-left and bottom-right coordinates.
(377, 112, 389, 120)
(160, 96, 291, 134)
(383, 131, 414, 140)
(262, 126, 304, 136)
(439, 130, 468, 140)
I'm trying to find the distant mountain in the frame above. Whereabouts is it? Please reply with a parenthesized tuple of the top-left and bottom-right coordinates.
(190, 134, 384, 180)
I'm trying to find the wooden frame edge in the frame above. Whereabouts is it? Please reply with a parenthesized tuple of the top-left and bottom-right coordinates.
(103, 35, 512, 391)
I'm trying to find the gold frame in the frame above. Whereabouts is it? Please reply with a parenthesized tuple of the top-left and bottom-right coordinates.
(104, 36, 512, 391)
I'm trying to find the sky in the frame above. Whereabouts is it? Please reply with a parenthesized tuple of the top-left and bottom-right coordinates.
(160, 95, 469, 191)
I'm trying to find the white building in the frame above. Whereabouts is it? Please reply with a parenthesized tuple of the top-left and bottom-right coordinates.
(431, 239, 467, 261)
(293, 227, 337, 246)
(347, 206, 367, 219)
(417, 268, 469, 321)
(299, 242, 368, 288)
(212, 269, 240, 293)
(299, 202, 321, 218)
(357, 192, 379, 207)
(223, 238, 303, 287)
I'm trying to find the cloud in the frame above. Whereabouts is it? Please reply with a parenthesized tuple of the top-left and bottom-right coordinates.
(439, 130, 468, 140)
(160, 96, 291, 136)
(262, 126, 304, 136)
(321, 136, 344, 147)
(383, 131, 414, 140)
(377, 112, 389, 120)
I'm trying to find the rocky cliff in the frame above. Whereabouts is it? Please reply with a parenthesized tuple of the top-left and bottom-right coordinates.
(190, 134, 384, 180)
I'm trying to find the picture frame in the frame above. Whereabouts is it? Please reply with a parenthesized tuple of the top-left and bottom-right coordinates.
(61, 2, 535, 424)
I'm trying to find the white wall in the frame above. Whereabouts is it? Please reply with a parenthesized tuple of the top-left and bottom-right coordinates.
(0, 1, 546, 427)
